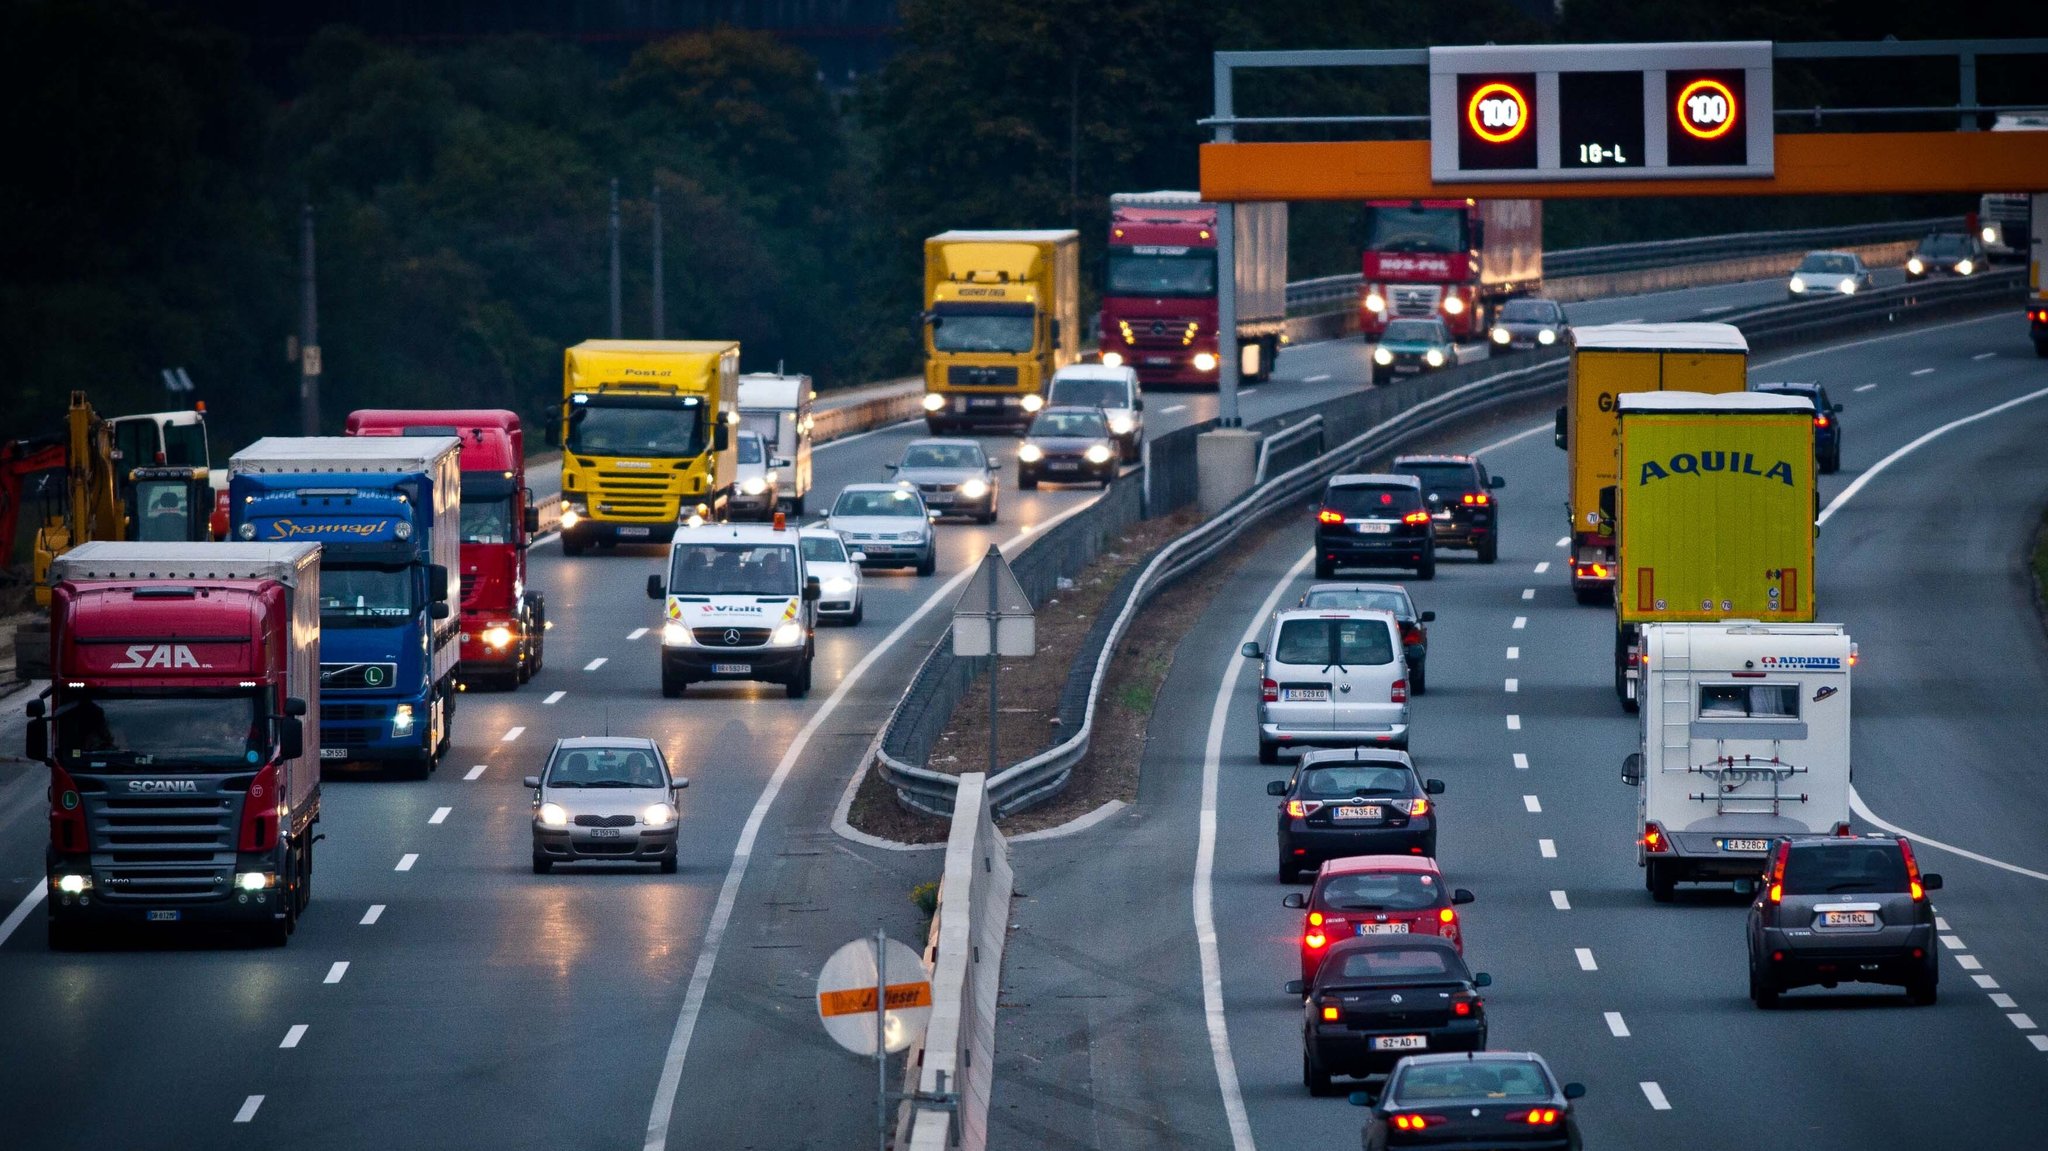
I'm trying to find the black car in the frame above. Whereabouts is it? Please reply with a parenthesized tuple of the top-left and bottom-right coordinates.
(1017, 406, 1118, 489)
(1316, 473, 1435, 580)
(1268, 749, 1445, 883)
(1286, 935, 1490, 1095)
(1905, 231, 1985, 280)
(1391, 454, 1506, 563)
(1747, 835, 1943, 1008)
(1749, 381, 1843, 474)
(1352, 1052, 1586, 1151)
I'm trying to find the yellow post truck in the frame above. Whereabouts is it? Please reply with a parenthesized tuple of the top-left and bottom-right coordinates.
(558, 340, 738, 555)
(1610, 391, 1818, 710)
(1555, 323, 1748, 603)
(921, 230, 1081, 433)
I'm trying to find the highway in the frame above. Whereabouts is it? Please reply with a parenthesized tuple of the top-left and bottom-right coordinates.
(0, 268, 2034, 1149)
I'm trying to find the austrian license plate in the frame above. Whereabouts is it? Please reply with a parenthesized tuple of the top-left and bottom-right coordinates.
(1357, 922, 1409, 935)
(1144, 356, 1172, 366)
(712, 663, 752, 675)
(1433, 510, 1453, 520)
(1048, 461, 1079, 472)
(1372, 1035, 1428, 1051)
(588, 827, 622, 839)
(1281, 688, 1329, 702)
(1823, 910, 1876, 927)
(147, 910, 180, 922)
(1334, 805, 1384, 821)
(617, 526, 652, 538)
(1721, 838, 1770, 852)
(924, 492, 952, 505)
(967, 397, 1002, 410)
(320, 748, 347, 760)
(1356, 522, 1392, 534)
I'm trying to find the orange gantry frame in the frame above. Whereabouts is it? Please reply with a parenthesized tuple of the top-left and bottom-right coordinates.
(1199, 131, 2048, 201)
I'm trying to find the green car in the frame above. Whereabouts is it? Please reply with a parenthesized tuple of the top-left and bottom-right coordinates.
(1370, 318, 1457, 385)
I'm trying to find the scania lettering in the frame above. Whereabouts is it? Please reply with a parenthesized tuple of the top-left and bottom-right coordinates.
(1097, 192, 1287, 387)
(559, 341, 739, 552)
(25, 542, 321, 947)
(230, 437, 462, 776)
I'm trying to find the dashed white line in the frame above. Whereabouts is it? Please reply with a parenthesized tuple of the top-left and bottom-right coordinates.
(1551, 890, 1571, 911)
(1506, 646, 1520, 660)
(234, 1096, 264, 1124)
(464, 764, 487, 780)
(1974, 974, 2001, 989)
(1910, 367, 1935, 376)
(1513, 753, 1529, 770)
(1941, 934, 1965, 950)
(1700, 304, 1733, 315)
(360, 904, 384, 926)
(1533, 561, 1550, 574)
(1992, 993, 2018, 1009)
(1523, 795, 1542, 813)
(1512, 616, 1527, 629)
(324, 961, 349, 984)
(2030, 1035, 2048, 1052)
(1576, 947, 1597, 971)
(280, 1024, 308, 1049)
(1540, 839, 1557, 858)
(584, 657, 607, 671)
(502, 727, 525, 743)
(1507, 715, 1522, 730)
(1520, 588, 1535, 600)
(1305, 373, 1332, 382)
(429, 807, 451, 825)
(1240, 388, 1258, 396)
(2010, 1014, 2038, 1030)
(628, 627, 649, 640)
(544, 690, 566, 705)
(395, 854, 418, 872)
(1936, 917, 1951, 931)
(1640, 1082, 1671, 1111)
(1162, 404, 1188, 414)
(1554, 537, 1568, 548)
(1505, 678, 1519, 693)
(1604, 1012, 1630, 1038)
(1973, 351, 1998, 361)
(1958, 955, 1984, 971)
(1854, 383, 1878, 392)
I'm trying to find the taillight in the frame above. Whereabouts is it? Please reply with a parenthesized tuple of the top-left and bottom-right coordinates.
(1321, 1004, 1339, 1020)
(1391, 679, 1409, 704)
(1453, 1000, 1472, 1016)
(1261, 678, 1278, 703)
(1402, 510, 1431, 525)
(1901, 838, 1925, 901)
(1305, 931, 1328, 950)
(1461, 492, 1490, 506)
(1769, 839, 1790, 903)
(1815, 414, 1831, 428)
(1642, 821, 1667, 853)
(1392, 1114, 1440, 1131)
(50, 765, 87, 853)
(1437, 907, 1455, 924)
(1317, 508, 1345, 525)
(1517, 1108, 1560, 1125)
(239, 764, 279, 853)
(1831, 822, 1854, 837)
(1403, 796, 1429, 818)
(1400, 624, 1420, 643)
(1287, 799, 1324, 819)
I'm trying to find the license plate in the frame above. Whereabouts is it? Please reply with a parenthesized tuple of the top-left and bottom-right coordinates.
(1721, 838, 1770, 852)
(1372, 1035, 1428, 1051)
(1144, 356, 1172, 366)
(147, 910, 180, 922)
(1335, 805, 1384, 821)
(320, 748, 347, 760)
(617, 526, 652, 538)
(712, 663, 752, 675)
(588, 827, 622, 839)
(1281, 688, 1330, 702)
(1356, 522, 1392, 534)
(967, 397, 1002, 410)
(1357, 922, 1409, 935)
(1432, 510, 1453, 520)
(1048, 462, 1079, 471)
(1823, 911, 1876, 927)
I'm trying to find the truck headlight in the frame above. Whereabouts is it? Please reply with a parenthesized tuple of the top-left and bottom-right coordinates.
(823, 576, 855, 596)
(1982, 225, 1998, 243)
(1364, 292, 1386, 313)
(391, 704, 415, 736)
(741, 477, 767, 496)
(1107, 415, 1134, 436)
(1538, 328, 1557, 345)
(1018, 444, 1044, 463)
(537, 802, 569, 828)
(1788, 276, 1807, 293)
(393, 521, 412, 540)
(1491, 327, 1510, 344)
(235, 871, 274, 892)
(1373, 346, 1394, 366)
(922, 393, 946, 412)
(1425, 349, 1445, 367)
(772, 622, 804, 646)
(1021, 394, 1045, 412)
(1956, 258, 1974, 276)
(1192, 352, 1218, 372)
(1085, 444, 1113, 464)
(481, 625, 513, 649)
(662, 622, 691, 646)
(1100, 352, 1124, 367)
(1441, 295, 1466, 315)
(561, 505, 582, 529)
(642, 803, 677, 828)
(57, 874, 91, 894)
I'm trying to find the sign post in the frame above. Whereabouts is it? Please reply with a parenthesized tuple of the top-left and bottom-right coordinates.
(952, 545, 1035, 776)
(817, 932, 933, 1151)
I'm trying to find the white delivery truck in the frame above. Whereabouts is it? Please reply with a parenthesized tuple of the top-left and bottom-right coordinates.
(1622, 621, 1855, 902)
(736, 372, 814, 515)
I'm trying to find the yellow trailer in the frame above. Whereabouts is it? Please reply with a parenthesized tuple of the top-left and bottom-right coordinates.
(921, 230, 1081, 433)
(1610, 391, 1818, 709)
(1555, 323, 1748, 602)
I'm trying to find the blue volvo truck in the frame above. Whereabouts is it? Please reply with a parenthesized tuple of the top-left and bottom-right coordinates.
(229, 437, 462, 777)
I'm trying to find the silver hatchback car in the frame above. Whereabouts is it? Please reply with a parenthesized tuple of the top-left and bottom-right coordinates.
(526, 737, 689, 873)
(1242, 609, 1410, 763)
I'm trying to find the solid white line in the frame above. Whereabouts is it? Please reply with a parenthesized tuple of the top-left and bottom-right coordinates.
(1507, 715, 1521, 730)
(1821, 387, 2048, 527)
(1852, 787, 2048, 882)
(1540, 839, 1557, 858)
(1305, 373, 1332, 382)
(1551, 890, 1571, 911)
(395, 854, 417, 872)
(464, 765, 486, 781)
(1162, 404, 1188, 414)
(1942, 935, 1965, 950)
(1520, 588, 1535, 600)
(324, 961, 349, 984)
(502, 727, 524, 742)
(1533, 561, 1549, 574)
(1751, 310, 2009, 372)
(1240, 388, 1258, 396)
(234, 1096, 264, 1124)
(1605, 1011, 1630, 1038)
(1505, 678, 1519, 693)
(1958, 955, 1985, 971)
(1576, 947, 1597, 971)
(429, 807, 451, 826)
(1641, 1082, 1670, 1110)
(2030, 1035, 2048, 1052)
(1472, 422, 1553, 455)
(280, 1024, 308, 1049)
(2010, 1013, 2037, 1030)
(1993, 993, 2018, 1009)
(1699, 305, 1733, 314)
(812, 415, 924, 454)
(642, 500, 1102, 1151)
(1911, 367, 1935, 376)
(0, 885, 48, 948)
(1975, 974, 2002, 989)
(583, 658, 607, 671)
(1855, 383, 1878, 392)
(1523, 794, 1542, 813)
(360, 904, 384, 926)
(544, 690, 566, 705)
(1974, 351, 1998, 361)
(1513, 753, 1529, 770)
(628, 627, 649, 640)
(1512, 616, 1527, 629)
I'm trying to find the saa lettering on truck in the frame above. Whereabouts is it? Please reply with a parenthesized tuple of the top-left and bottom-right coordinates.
(112, 644, 206, 670)
(1638, 451, 1796, 487)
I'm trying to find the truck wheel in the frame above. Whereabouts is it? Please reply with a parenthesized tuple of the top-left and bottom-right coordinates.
(47, 919, 83, 952)
(561, 534, 585, 557)
(2034, 337, 2048, 359)
(1647, 861, 1676, 903)
(1314, 558, 1335, 580)
(661, 668, 685, 699)
(529, 600, 546, 675)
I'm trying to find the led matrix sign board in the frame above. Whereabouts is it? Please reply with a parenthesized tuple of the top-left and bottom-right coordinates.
(1430, 42, 1774, 183)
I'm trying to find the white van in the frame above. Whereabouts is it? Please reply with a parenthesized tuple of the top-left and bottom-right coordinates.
(1241, 608, 1411, 763)
(1623, 622, 1854, 901)
(1048, 363, 1144, 461)
(646, 518, 820, 699)
(736, 372, 815, 514)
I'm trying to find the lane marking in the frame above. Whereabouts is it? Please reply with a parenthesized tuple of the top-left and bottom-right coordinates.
(1513, 753, 1529, 770)
(1505, 678, 1519, 693)
(1551, 890, 1571, 911)
(0, 886, 48, 949)
(1975, 974, 2001, 989)
(1855, 383, 1878, 392)
(1750, 311, 2009, 371)
(1476, 423, 1554, 456)
(584, 658, 607, 671)
(1240, 388, 1258, 397)
(1507, 646, 1520, 660)
(324, 961, 349, 984)
(1992, 993, 2018, 1009)
(628, 627, 649, 640)
(395, 854, 418, 872)
(1576, 948, 1597, 971)
(280, 1024, 308, 1049)
(1305, 373, 1332, 382)
(360, 904, 384, 926)
(1937, 917, 1951, 931)
(1554, 537, 1568, 548)
(1162, 404, 1188, 414)
(1821, 386, 2048, 528)
(1540, 839, 1557, 858)
(544, 690, 566, 705)
(813, 415, 925, 454)
(1507, 715, 1521, 730)
(234, 1096, 264, 1124)
(1523, 794, 1542, 813)
(429, 807, 451, 826)
(2010, 1013, 2038, 1030)
(1852, 787, 2048, 882)
(464, 765, 487, 781)
(644, 500, 1103, 1151)
(502, 727, 525, 743)
(1605, 1011, 1630, 1038)
(1700, 304, 1733, 315)
(1641, 1082, 1671, 1111)
(1911, 367, 1935, 376)
(1974, 351, 1998, 361)
(1513, 616, 1527, 629)
(1533, 561, 1549, 574)
(1958, 955, 1984, 971)
(1942, 934, 1965, 950)
(2031, 1036, 2048, 1052)
(1520, 588, 1535, 600)
(1614, 317, 1645, 324)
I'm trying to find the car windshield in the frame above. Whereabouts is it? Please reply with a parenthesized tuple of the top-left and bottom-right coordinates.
(1365, 206, 1465, 253)
(1919, 234, 1972, 257)
(930, 310, 1035, 354)
(800, 535, 847, 563)
(566, 396, 709, 459)
(1274, 618, 1396, 666)
(1049, 378, 1131, 409)
(667, 543, 800, 596)
(901, 443, 984, 470)
(1326, 485, 1423, 516)
(1319, 871, 1441, 911)
(1327, 945, 1467, 983)
(1781, 844, 1910, 895)
(1396, 463, 1480, 495)
(1499, 299, 1559, 322)
(1031, 411, 1107, 438)
(1299, 764, 1412, 798)
(737, 433, 764, 465)
(1383, 320, 1444, 343)
(547, 747, 668, 788)
(321, 563, 416, 627)
(1106, 251, 1218, 297)
(835, 489, 924, 518)
(1394, 1060, 1554, 1103)
(1798, 254, 1858, 274)
(1301, 588, 1409, 616)
(56, 691, 266, 769)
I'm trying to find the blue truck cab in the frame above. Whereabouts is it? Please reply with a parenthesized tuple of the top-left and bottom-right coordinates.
(229, 437, 463, 776)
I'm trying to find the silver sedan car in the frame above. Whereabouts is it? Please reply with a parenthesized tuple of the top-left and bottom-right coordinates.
(526, 737, 689, 873)
(887, 438, 999, 523)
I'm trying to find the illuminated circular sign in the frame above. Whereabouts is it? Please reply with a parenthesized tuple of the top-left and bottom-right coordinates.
(1675, 78, 1738, 141)
(1465, 82, 1531, 144)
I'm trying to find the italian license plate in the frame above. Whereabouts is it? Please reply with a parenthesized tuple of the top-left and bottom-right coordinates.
(1335, 805, 1384, 821)
(588, 827, 622, 839)
(1357, 922, 1409, 935)
(1372, 1035, 1428, 1051)
(1823, 910, 1876, 927)
(1722, 838, 1770, 852)
(147, 910, 180, 922)
(967, 397, 1002, 410)
(1357, 522, 1392, 534)
(320, 748, 347, 760)
(712, 663, 752, 675)
(1281, 688, 1329, 702)
(617, 526, 652, 538)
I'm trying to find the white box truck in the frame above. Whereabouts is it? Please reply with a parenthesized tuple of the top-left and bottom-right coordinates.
(736, 372, 815, 515)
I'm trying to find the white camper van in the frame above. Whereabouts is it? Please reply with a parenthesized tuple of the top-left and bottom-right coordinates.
(1622, 622, 1855, 902)
(736, 372, 815, 515)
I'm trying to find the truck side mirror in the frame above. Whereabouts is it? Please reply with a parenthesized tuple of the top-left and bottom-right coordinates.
(715, 424, 730, 452)
(431, 602, 451, 620)
(429, 564, 450, 603)
(1050, 319, 1062, 345)
(1553, 407, 1567, 449)
(284, 697, 307, 717)
(26, 698, 44, 719)
(544, 423, 561, 448)
(280, 716, 304, 761)
(647, 574, 665, 601)
(524, 507, 541, 535)
(25, 714, 47, 761)
(1621, 752, 1643, 786)
(803, 577, 821, 603)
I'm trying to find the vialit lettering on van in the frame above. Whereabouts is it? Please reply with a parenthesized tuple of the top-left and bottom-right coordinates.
(1637, 451, 1795, 487)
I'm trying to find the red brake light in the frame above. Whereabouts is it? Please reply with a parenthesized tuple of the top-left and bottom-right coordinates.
(1379, 493, 1394, 506)
(1407, 796, 1429, 818)
(1317, 508, 1345, 525)
(1262, 678, 1279, 703)
(50, 765, 87, 853)
(1392, 1115, 1438, 1131)
(1642, 822, 1667, 853)
(1901, 838, 1925, 901)
(1287, 799, 1323, 819)
(1461, 492, 1490, 506)
(239, 764, 279, 853)
(1453, 999, 1472, 1016)
(1305, 931, 1328, 950)
(1402, 509, 1431, 525)
(1518, 1108, 1560, 1125)
(1437, 906, 1455, 924)
(1814, 414, 1830, 428)
(1391, 679, 1409, 704)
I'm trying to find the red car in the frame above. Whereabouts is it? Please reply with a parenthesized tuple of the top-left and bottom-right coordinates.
(1283, 855, 1474, 982)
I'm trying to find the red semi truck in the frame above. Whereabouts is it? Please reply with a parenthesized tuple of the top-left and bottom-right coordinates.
(1098, 191, 1287, 386)
(346, 409, 546, 689)
(1358, 199, 1542, 342)
(26, 542, 322, 948)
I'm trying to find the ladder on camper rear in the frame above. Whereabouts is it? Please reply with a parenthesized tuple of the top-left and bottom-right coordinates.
(1655, 630, 1691, 774)
(1686, 755, 1811, 817)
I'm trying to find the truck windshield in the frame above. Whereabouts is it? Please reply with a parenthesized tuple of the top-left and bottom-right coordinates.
(461, 476, 516, 545)
(668, 543, 800, 596)
(56, 691, 265, 769)
(567, 396, 709, 459)
(1365, 206, 1466, 253)
(161, 420, 209, 467)
(322, 563, 417, 626)
(1106, 251, 1217, 297)
(930, 308, 1035, 354)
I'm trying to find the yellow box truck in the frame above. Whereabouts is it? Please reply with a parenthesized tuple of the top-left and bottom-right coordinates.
(1554, 323, 1748, 603)
(558, 340, 738, 555)
(1610, 391, 1818, 709)
(922, 230, 1081, 433)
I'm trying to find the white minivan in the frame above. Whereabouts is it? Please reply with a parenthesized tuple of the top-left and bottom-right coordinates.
(1242, 609, 1410, 763)
(1048, 363, 1144, 461)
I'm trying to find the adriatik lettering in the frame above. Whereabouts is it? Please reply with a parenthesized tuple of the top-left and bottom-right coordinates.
(1638, 451, 1795, 487)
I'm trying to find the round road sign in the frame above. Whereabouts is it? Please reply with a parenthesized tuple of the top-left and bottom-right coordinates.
(816, 935, 932, 1056)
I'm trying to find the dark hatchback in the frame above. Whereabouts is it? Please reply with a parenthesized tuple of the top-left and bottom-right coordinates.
(1269, 749, 1445, 883)
(1747, 835, 1943, 1007)
(1353, 1052, 1586, 1151)
(1287, 935, 1490, 1094)
(1316, 474, 1436, 580)
(1392, 454, 1506, 563)
(1017, 406, 1118, 489)
(1749, 381, 1843, 474)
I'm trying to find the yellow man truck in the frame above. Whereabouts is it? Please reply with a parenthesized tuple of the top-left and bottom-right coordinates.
(921, 230, 1081, 433)
(559, 340, 738, 556)
(1610, 391, 1818, 710)
(1555, 323, 1748, 603)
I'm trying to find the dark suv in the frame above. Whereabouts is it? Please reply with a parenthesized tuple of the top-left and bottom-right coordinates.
(1391, 454, 1506, 563)
(1746, 836, 1943, 1008)
(1315, 474, 1435, 580)
(1749, 381, 1843, 474)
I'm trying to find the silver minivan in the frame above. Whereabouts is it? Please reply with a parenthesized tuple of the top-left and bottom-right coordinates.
(1242, 609, 1410, 763)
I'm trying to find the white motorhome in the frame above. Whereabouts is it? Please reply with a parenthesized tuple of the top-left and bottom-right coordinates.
(736, 372, 814, 515)
(1622, 622, 1854, 902)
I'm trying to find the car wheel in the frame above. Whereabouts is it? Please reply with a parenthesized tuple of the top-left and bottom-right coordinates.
(786, 658, 813, 699)
(1259, 739, 1280, 765)
(1750, 961, 1780, 1009)
(661, 667, 685, 699)
(1647, 861, 1676, 903)
(659, 854, 679, 875)
(848, 601, 865, 626)
(1420, 834, 1437, 859)
(1278, 860, 1299, 884)
(1478, 535, 1498, 564)
(532, 854, 552, 875)
(916, 551, 936, 577)
(1822, 447, 1841, 475)
(1411, 660, 1427, 695)
(1908, 973, 1938, 1006)
(1314, 558, 1336, 580)
(1415, 548, 1436, 581)
(1304, 1051, 1334, 1097)
(1019, 473, 1038, 491)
